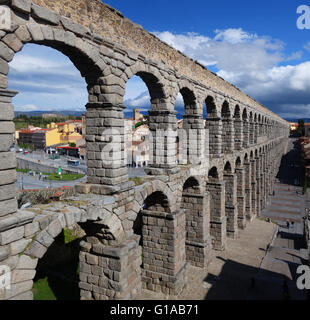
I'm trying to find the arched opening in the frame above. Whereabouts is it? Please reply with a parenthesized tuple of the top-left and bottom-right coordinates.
(9, 44, 89, 191)
(207, 166, 226, 250)
(242, 108, 249, 148)
(176, 87, 200, 165)
(254, 113, 258, 144)
(205, 96, 221, 156)
(249, 112, 254, 145)
(123, 71, 174, 176)
(33, 224, 86, 300)
(258, 114, 262, 137)
(223, 161, 238, 238)
(181, 176, 211, 267)
(250, 150, 257, 218)
(138, 191, 186, 294)
(7, 43, 94, 299)
(124, 75, 153, 176)
(235, 156, 246, 229)
(208, 166, 219, 181)
(221, 101, 234, 153)
(224, 161, 232, 174)
(234, 105, 243, 151)
(235, 156, 242, 169)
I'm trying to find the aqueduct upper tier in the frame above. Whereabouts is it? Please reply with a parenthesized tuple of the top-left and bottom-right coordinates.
(0, 0, 290, 300)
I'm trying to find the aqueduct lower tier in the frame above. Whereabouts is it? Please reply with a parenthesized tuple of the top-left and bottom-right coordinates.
(0, 0, 290, 299)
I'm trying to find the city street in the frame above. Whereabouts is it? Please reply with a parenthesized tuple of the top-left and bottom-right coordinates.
(16, 150, 87, 174)
(16, 173, 87, 190)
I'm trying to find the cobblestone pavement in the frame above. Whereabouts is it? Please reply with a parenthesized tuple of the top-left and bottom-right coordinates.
(135, 218, 276, 300)
(248, 138, 308, 300)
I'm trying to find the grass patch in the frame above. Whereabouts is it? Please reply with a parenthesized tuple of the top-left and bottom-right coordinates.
(46, 173, 84, 181)
(17, 168, 31, 173)
(129, 177, 144, 186)
(32, 277, 57, 300)
(63, 228, 79, 244)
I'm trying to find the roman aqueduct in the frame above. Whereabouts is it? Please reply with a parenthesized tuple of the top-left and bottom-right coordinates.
(0, 0, 289, 300)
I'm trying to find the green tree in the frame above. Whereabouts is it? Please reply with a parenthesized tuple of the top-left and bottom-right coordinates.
(297, 119, 305, 137)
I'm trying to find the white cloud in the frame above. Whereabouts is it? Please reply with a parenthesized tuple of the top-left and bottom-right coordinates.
(153, 28, 310, 118)
(9, 54, 77, 76)
(214, 28, 257, 44)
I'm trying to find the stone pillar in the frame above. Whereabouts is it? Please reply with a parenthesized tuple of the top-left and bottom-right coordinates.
(222, 118, 234, 153)
(206, 117, 222, 157)
(207, 181, 226, 250)
(0, 89, 18, 222)
(224, 173, 238, 239)
(254, 123, 258, 144)
(251, 159, 257, 219)
(236, 168, 246, 229)
(243, 119, 249, 148)
(84, 102, 130, 195)
(79, 235, 142, 300)
(146, 110, 179, 175)
(234, 119, 243, 151)
(244, 162, 252, 220)
(182, 115, 205, 165)
(141, 209, 187, 295)
(249, 121, 255, 145)
(182, 192, 212, 268)
(256, 157, 261, 216)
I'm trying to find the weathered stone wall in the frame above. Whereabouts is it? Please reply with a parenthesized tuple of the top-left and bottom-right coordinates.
(0, 0, 291, 301)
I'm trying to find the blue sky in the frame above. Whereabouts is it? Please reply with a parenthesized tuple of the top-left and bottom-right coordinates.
(9, 0, 310, 119)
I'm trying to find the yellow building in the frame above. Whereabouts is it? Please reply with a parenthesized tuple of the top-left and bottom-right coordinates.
(47, 121, 83, 146)
(45, 128, 61, 147)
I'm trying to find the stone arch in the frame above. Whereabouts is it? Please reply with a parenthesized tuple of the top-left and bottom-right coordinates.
(208, 166, 220, 181)
(235, 156, 242, 169)
(181, 176, 211, 267)
(234, 105, 241, 119)
(223, 160, 238, 238)
(138, 189, 187, 294)
(205, 95, 218, 118)
(234, 105, 243, 151)
(123, 67, 168, 108)
(224, 161, 232, 174)
(3, 24, 104, 91)
(221, 101, 234, 153)
(242, 108, 249, 148)
(235, 155, 246, 229)
(178, 87, 198, 114)
(221, 101, 231, 119)
(205, 95, 222, 155)
(9, 203, 124, 300)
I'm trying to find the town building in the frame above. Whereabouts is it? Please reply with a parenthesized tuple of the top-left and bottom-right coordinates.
(290, 122, 298, 132)
(18, 120, 84, 149)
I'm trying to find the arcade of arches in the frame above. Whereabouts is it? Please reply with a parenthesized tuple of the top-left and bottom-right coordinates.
(0, 0, 289, 300)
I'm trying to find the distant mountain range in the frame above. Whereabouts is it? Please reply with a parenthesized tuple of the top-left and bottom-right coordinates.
(14, 110, 309, 123)
(284, 118, 310, 123)
(14, 110, 85, 117)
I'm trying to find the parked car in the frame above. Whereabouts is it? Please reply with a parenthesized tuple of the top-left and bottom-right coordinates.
(23, 150, 29, 155)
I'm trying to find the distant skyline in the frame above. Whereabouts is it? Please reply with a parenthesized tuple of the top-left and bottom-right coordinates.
(8, 1, 310, 119)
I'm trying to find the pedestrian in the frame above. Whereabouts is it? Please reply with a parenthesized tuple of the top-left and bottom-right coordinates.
(286, 221, 290, 229)
(273, 190, 275, 196)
